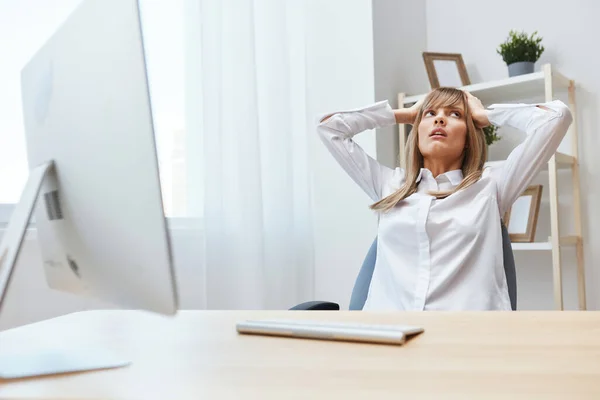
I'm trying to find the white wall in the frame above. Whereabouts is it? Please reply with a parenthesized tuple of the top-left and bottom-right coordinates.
(372, 0, 428, 168)
(425, 0, 599, 310)
(306, 0, 379, 309)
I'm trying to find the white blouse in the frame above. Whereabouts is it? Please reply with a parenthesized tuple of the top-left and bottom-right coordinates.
(317, 99, 573, 311)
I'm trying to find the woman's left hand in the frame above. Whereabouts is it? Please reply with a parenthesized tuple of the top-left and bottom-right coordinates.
(465, 91, 490, 128)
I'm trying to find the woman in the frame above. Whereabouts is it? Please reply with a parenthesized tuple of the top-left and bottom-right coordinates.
(317, 87, 572, 311)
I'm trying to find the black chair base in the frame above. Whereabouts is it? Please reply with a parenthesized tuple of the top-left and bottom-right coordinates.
(289, 301, 340, 310)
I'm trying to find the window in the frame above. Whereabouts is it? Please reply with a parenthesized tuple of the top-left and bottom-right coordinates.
(140, 0, 192, 218)
(0, 0, 197, 225)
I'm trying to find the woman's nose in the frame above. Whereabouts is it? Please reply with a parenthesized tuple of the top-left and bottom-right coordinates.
(434, 116, 446, 125)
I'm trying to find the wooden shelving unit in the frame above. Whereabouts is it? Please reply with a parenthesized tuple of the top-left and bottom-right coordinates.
(397, 64, 586, 310)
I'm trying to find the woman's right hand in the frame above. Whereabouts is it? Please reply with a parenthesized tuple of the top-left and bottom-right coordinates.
(394, 97, 424, 125)
(408, 97, 425, 122)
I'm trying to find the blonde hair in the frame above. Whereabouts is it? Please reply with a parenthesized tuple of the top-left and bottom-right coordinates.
(370, 87, 487, 213)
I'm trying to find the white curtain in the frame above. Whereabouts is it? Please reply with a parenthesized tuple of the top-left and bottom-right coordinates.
(183, 0, 315, 309)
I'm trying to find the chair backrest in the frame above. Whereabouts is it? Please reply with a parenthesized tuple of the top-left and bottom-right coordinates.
(349, 222, 517, 311)
(501, 223, 517, 310)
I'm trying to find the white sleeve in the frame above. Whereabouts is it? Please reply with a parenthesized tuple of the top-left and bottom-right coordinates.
(486, 100, 573, 214)
(316, 100, 401, 202)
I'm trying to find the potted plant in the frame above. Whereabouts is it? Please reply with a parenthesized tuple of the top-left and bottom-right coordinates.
(497, 30, 544, 77)
(483, 125, 501, 147)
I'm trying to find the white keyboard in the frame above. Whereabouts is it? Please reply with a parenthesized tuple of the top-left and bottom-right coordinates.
(252, 319, 423, 333)
(236, 318, 425, 345)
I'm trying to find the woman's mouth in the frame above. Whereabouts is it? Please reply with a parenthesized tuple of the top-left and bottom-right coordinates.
(429, 128, 447, 139)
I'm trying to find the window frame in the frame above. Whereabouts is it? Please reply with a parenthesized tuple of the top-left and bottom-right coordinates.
(0, 203, 14, 228)
(0, 203, 201, 231)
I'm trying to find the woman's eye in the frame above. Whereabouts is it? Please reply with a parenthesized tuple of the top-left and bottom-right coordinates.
(451, 111, 461, 118)
(425, 110, 435, 117)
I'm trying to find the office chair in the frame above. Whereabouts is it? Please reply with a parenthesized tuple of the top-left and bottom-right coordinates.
(291, 221, 517, 311)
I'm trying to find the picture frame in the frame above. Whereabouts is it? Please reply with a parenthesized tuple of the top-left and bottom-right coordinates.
(422, 52, 471, 89)
(503, 185, 543, 242)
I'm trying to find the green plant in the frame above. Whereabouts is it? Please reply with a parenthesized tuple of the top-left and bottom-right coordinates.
(497, 30, 544, 65)
(483, 125, 501, 146)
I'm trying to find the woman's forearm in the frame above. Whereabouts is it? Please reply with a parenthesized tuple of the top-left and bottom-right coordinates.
(316, 100, 397, 201)
(320, 102, 415, 126)
(488, 100, 572, 214)
(393, 108, 416, 125)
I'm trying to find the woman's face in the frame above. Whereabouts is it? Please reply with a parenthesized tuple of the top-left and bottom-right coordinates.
(417, 104, 468, 161)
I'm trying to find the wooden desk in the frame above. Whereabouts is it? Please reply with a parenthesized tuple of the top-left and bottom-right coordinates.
(1, 310, 600, 399)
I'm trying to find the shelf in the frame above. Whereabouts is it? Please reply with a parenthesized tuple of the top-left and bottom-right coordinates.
(403, 65, 571, 106)
(511, 242, 552, 251)
(555, 152, 577, 166)
(511, 236, 580, 251)
(485, 152, 576, 170)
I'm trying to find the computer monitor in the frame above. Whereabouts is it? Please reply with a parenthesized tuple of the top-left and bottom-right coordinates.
(0, 0, 178, 378)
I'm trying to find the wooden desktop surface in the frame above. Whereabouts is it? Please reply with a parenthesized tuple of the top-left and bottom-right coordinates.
(1, 310, 600, 399)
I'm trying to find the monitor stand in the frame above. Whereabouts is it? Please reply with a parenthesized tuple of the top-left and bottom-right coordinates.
(0, 161, 130, 379)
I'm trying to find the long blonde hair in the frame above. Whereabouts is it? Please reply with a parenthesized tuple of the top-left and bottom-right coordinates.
(371, 87, 487, 213)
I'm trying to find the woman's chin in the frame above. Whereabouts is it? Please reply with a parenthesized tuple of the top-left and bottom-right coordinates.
(421, 145, 462, 159)
(422, 142, 448, 154)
